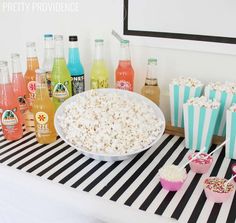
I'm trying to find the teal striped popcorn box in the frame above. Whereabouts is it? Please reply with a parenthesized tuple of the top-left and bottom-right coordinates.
(183, 96, 220, 152)
(205, 82, 236, 137)
(169, 77, 203, 128)
(226, 104, 236, 159)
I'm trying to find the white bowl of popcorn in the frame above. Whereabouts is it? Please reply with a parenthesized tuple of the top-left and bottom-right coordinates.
(54, 89, 165, 161)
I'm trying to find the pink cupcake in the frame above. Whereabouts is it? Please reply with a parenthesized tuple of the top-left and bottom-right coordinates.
(188, 152, 213, 174)
(204, 177, 234, 203)
(159, 165, 187, 191)
(231, 164, 236, 182)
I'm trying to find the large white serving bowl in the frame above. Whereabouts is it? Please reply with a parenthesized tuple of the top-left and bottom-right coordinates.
(54, 88, 166, 161)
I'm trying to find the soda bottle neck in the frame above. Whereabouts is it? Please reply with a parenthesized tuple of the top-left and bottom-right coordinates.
(68, 43, 81, 64)
(27, 45, 37, 58)
(145, 63, 158, 86)
(119, 44, 131, 61)
(54, 40, 65, 59)
(27, 57, 39, 71)
(11, 55, 22, 74)
(43, 48, 54, 72)
(35, 70, 50, 100)
(94, 44, 104, 61)
(0, 63, 11, 84)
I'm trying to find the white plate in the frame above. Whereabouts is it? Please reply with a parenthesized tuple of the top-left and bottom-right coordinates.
(54, 89, 165, 161)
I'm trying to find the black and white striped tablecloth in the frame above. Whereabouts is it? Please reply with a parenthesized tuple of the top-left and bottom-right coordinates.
(0, 130, 236, 223)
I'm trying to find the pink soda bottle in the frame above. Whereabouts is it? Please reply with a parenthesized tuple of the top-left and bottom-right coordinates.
(0, 61, 23, 140)
(115, 40, 134, 91)
(11, 54, 28, 119)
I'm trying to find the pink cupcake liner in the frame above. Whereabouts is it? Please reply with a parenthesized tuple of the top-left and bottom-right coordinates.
(160, 177, 186, 191)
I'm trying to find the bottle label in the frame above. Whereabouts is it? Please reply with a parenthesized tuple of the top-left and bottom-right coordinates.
(91, 79, 108, 89)
(53, 82, 69, 100)
(1, 109, 18, 126)
(18, 95, 28, 113)
(116, 80, 132, 91)
(27, 81, 36, 94)
(72, 75, 85, 95)
(35, 111, 50, 135)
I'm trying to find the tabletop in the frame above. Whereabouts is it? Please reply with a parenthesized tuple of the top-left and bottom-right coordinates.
(0, 129, 235, 223)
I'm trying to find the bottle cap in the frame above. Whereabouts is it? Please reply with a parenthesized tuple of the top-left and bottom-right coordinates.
(95, 39, 104, 43)
(69, 36, 78, 41)
(121, 39, 129, 44)
(148, 58, 157, 65)
(26, 42, 36, 47)
(11, 53, 20, 59)
(0, 61, 7, 67)
(44, 34, 53, 40)
(54, 35, 63, 41)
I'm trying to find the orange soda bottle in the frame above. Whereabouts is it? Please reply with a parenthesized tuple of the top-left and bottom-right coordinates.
(32, 69, 57, 144)
(24, 42, 39, 111)
(0, 61, 23, 140)
(115, 40, 134, 91)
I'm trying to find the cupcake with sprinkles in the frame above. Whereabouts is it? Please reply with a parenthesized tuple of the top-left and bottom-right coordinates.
(188, 152, 213, 174)
(204, 177, 234, 203)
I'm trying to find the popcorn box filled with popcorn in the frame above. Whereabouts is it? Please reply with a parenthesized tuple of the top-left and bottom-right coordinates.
(183, 97, 220, 152)
(225, 104, 236, 159)
(205, 82, 236, 137)
(169, 77, 203, 128)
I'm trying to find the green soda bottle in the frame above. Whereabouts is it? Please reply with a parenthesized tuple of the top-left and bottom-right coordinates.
(51, 35, 72, 109)
(90, 39, 109, 89)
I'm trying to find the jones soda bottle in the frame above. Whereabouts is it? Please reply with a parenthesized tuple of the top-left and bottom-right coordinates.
(0, 61, 23, 140)
(24, 42, 39, 111)
(51, 35, 72, 109)
(32, 69, 57, 144)
(67, 35, 85, 95)
(90, 39, 109, 89)
(42, 34, 54, 98)
(115, 40, 134, 91)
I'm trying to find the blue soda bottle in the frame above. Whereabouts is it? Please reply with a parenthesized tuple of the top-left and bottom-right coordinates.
(67, 36, 85, 95)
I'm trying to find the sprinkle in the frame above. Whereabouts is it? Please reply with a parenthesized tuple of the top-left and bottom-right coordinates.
(188, 152, 213, 164)
(204, 177, 234, 193)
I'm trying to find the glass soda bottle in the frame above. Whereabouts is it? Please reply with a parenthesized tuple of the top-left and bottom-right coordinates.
(51, 35, 72, 109)
(11, 53, 28, 117)
(32, 69, 57, 144)
(141, 58, 160, 105)
(42, 34, 54, 98)
(90, 39, 109, 89)
(0, 61, 23, 140)
(115, 39, 134, 91)
(67, 35, 85, 95)
(24, 42, 39, 111)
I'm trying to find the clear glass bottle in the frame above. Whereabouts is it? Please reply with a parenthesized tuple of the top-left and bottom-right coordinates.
(11, 53, 28, 116)
(90, 39, 109, 89)
(115, 39, 134, 91)
(67, 35, 85, 95)
(32, 69, 57, 144)
(24, 42, 39, 111)
(42, 34, 54, 98)
(51, 35, 72, 109)
(141, 58, 160, 105)
(0, 61, 23, 140)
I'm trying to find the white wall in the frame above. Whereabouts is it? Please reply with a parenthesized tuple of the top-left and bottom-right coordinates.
(1, 0, 236, 121)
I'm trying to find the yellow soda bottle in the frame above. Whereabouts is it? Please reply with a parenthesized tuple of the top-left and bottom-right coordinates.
(51, 35, 72, 109)
(32, 69, 57, 144)
(90, 39, 109, 89)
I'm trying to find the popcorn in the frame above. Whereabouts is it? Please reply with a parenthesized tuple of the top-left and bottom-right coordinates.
(207, 82, 236, 94)
(57, 90, 164, 155)
(186, 96, 220, 109)
(158, 165, 186, 182)
(171, 76, 203, 88)
(229, 104, 236, 112)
